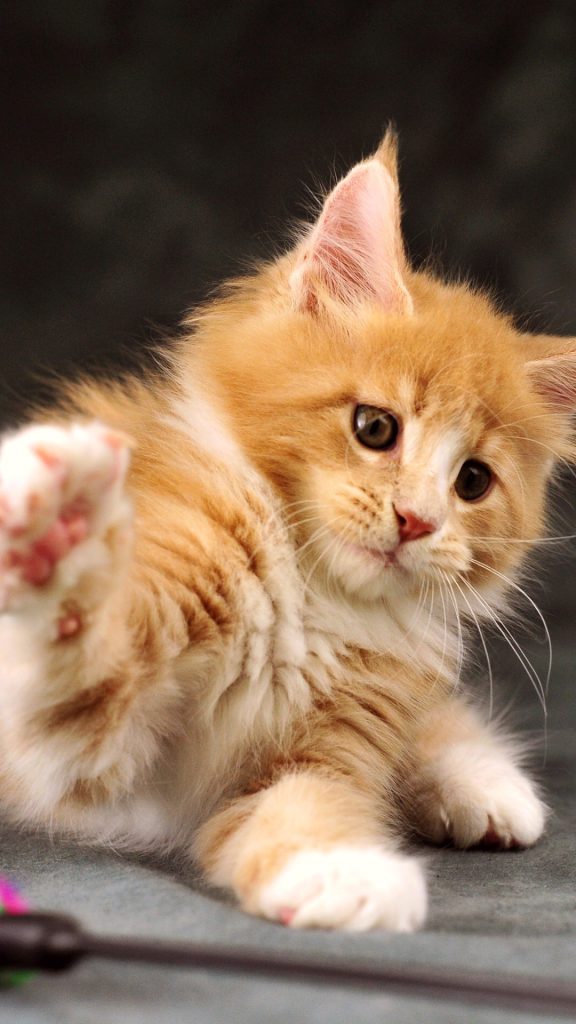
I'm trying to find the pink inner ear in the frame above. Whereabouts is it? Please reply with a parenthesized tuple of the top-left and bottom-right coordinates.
(527, 356, 576, 410)
(291, 160, 412, 315)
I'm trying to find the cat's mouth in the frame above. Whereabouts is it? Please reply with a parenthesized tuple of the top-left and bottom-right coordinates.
(339, 538, 401, 570)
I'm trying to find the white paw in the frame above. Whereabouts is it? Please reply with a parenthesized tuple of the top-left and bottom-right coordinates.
(0, 421, 131, 616)
(254, 845, 427, 932)
(416, 744, 546, 849)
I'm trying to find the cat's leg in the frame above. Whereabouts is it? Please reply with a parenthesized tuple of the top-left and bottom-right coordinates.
(407, 696, 546, 849)
(195, 771, 427, 932)
(0, 421, 180, 826)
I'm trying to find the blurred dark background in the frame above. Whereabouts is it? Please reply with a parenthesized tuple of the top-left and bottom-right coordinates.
(1, 1, 576, 695)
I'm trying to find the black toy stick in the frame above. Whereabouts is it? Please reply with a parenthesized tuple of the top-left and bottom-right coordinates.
(1, 911, 576, 1017)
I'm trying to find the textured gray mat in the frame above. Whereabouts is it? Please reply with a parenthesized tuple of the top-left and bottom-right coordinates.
(0, 631, 574, 1023)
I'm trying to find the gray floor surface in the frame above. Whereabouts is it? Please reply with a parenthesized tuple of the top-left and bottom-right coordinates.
(1, 625, 574, 1024)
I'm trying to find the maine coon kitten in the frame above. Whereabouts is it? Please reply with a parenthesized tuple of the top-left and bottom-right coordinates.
(0, 132, 573, 932)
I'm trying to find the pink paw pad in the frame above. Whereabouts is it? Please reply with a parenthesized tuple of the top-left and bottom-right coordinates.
(5, 548, 53, 586)
(6, 508, 90, 587)
(0, 422, 132, 609)
(32, 445, 67, 479)
(278, 907, 296, 926)
(57, 607, 83, 639)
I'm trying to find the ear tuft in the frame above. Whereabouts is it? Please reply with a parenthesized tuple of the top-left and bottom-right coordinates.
(290, 132, 412, 317)
(374, 125, 400, 186)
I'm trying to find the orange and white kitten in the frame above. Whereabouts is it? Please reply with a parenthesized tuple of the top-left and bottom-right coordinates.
(0, 133, 574, 932)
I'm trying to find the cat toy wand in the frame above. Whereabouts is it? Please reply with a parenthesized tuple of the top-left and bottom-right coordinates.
(1, 879, 576, 1017)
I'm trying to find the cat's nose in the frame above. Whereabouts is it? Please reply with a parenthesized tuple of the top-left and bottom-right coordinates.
(394, 505, 436, 543)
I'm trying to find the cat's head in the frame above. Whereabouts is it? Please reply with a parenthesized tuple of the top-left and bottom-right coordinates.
(197, 132, 576, 608)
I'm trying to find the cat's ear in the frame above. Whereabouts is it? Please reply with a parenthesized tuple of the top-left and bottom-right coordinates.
(524, 335, 576, 410)
(290, 130, 413, 317)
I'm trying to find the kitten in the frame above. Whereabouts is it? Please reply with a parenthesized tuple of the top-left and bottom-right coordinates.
(0, 132, 573, 932)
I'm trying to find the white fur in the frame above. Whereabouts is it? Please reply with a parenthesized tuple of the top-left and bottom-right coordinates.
(304, 585, 459, 685)
(431, 429, 466, 489)
(420, 739, 546, 848)
(0, 422, 147, 815)
(0, 422, 131, 608)
(256, 845, 427, 931)
(168, 380, 249, 469)
(400, 418, 424, 467)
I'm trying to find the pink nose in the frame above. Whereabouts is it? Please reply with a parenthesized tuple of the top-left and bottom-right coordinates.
(394, 505, 436, 543)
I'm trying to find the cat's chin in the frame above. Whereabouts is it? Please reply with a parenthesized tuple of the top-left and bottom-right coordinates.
(343, 540, 399, 569)
(315, 535, 418, 603)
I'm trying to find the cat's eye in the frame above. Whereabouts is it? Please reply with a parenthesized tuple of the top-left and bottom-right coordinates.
(353, 405, 399, 451)
(454, 460, 493, 502)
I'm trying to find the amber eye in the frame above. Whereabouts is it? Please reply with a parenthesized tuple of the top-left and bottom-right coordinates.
(454, 460, 493, 502)
(353, 405, 399, 450)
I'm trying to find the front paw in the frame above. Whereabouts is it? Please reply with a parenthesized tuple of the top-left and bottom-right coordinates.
(0, 421, 131, 615)
(242, 845, 427, 932)
(413, 744, 546, 849)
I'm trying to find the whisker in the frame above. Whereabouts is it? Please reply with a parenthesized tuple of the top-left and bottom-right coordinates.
(496, 433, 576, 480)
(473, 532, 576, 546)
(439, 571, 465, 686)
(453, 574, 494, 718)
(299, 517, 349, 596)
(414, 576, 438, 658)
(462, 572, 547, 716)
(297, 518, 344, 566)
(496, 449, 527, 511)
(435, 575, 452, 689)
(324, 522, 356, 606)
(400, 576, 429, 648)
(493, 410, 564, 431)
(418, 577, 451, 695)
(285, 513, 326, 535)
(470, 558, 552, 697)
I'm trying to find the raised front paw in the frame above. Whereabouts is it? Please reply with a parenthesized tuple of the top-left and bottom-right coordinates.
(413, 744, 546, 850)
(0, 421, 132, 615)
(243, 845, 427, 932)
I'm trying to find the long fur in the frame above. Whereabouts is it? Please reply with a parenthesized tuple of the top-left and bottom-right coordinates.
(0, 133, 573, 930)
